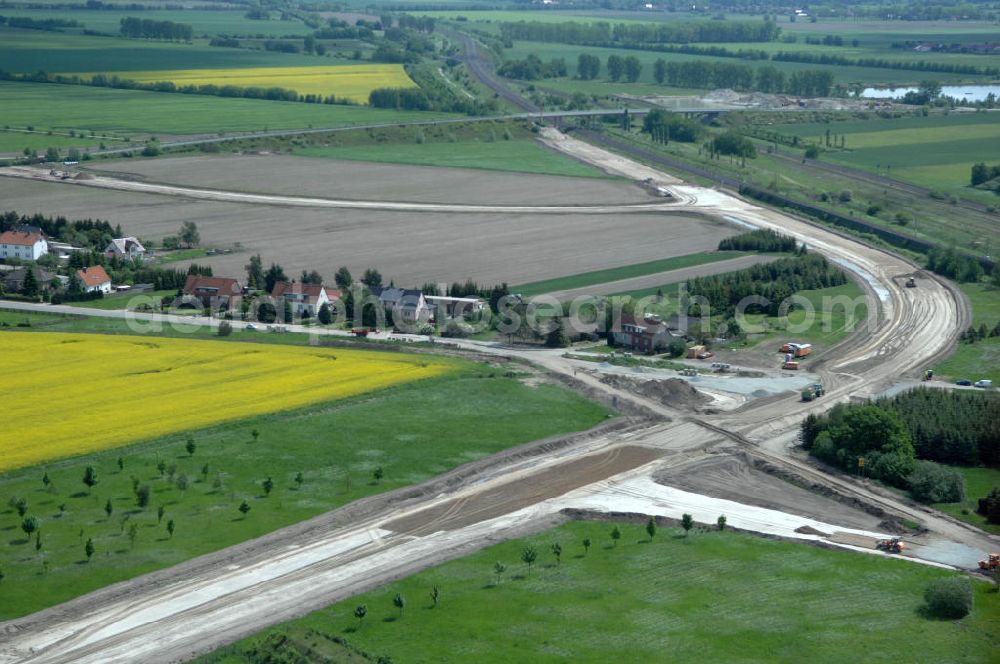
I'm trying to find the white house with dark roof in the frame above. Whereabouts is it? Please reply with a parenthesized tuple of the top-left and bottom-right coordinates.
(105, 237, 146, 261)
(371, 286, 431, 326)
(0, 230, 48, 261)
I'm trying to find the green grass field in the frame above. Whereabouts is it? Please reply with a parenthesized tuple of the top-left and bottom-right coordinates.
(933, 466, 1000, 536)
(63, 290, 177, 310)
(200, 521, 1000, 664)
(0, 28, 332, 73)
(771, 112, 1000, 198)
(936, 282, 1000, 386)
(0, 357, 608, 618)
(295, 138, 605, 177)
(0, 82, 450, 136)
(0, 9, 312, 37)
(514, 252, 747, 298)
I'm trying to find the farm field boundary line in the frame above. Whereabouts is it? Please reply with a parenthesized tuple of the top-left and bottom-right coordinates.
(0, 166, 682, 213)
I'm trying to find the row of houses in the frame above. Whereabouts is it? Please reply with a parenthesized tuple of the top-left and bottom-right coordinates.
(0, 228, 146, 263)
(181, 275, 487, 325)
(1, 265, 112, 294)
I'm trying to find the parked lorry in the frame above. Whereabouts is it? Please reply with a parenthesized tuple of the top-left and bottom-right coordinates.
(905, 277, 916, 288)
(780, 342, 812, 357)
(922, 369, 934, 381)
(801, 383, 825, 401)
(979, 553, 999, 571)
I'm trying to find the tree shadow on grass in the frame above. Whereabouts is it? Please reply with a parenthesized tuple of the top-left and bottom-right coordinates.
(9, 538, 29, 546)
(382, 616, 398, 623)
(70, 491, 88, 499)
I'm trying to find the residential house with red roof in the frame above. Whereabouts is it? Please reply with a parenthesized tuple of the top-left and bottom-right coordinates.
(77, 265, 112, 294)
(270, 281, 340, 317)
(182, 275, 243, 310)
(0, 229, 49, 261)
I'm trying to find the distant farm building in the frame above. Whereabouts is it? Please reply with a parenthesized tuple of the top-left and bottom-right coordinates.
(77, 265, 112, 294)
(0, 229, 49, 261)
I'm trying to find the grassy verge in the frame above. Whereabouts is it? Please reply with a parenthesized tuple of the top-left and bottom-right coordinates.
(199, 521, 1000, 664)
(0, 81, 452, 138)
(62, 290, 177, 310)
(932, 467, 1000, 536)
(936, 281, 1000, 385)
(295, 138, 605, 178)
(514, 251, 747, 298)
(0, 368, 608, 618)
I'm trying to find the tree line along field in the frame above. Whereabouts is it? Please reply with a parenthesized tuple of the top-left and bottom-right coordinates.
(0, 8, 315, 37)
(199, 521, 1000, 663)
(0, 29, 332, 74)
(768, 112, 1000, 202)
(2, 331, 452, 471)
(0, 82, 452, 142)
(0, 334, 610, 618)
(501, 40, 980, 88)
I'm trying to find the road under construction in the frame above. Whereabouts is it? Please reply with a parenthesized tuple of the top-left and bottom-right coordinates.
(0, 129, 996, 664)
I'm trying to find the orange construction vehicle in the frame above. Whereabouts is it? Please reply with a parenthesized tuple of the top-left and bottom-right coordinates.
(783, 361, 799, 370)
(876, 537, 905, 553)
(980, 552, 999, 571)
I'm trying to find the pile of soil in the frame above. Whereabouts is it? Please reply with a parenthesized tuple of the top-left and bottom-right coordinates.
(599, 374, 711, 409)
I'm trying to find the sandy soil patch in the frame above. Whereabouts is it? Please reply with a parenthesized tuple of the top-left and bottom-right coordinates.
(653, 454, 884, 532)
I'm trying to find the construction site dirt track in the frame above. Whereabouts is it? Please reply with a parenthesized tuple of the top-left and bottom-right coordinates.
(0, 131, 991, 664)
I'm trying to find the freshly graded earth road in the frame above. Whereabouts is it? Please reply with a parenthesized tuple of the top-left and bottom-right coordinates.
(1, 131, 993, 664)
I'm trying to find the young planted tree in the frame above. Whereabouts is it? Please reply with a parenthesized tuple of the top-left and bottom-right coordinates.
(431, 586, 440, 607)
(82, 466, 98, 493)
(117, 456, 125, 472)
(238, 501, 251, 518)
(21, 516, 39, 540)
(521, 546, 537, 576)
(681, 513, 694, 535)
(167, 519, 175, 538)
(128, 523, 139, 549)
(12, 497, 28, 518)
(294, 471, 304, 488)
(42, 472, 51, 488)
(104, 499, 113, 519)
(610, 526, 622, 548)
(157, 505, 166, 524)
(35, 531, 42, 553)
(262, 477, 274, 496)
(354, 604, 367, 627)
(135, 484, 151, 509)
(157, 460, 167, 477)
(717, 515, 727, 531)
(251, 428, 260, 443)
(373, 467, 384, 485)
(393, 592, 406, 618)
(646, 516, 657, 542)
(84, 537, 95, 561)
(201, 464, 210, 481)
(176, 474, 189, 492)
(185, 436, 196, 456)
(551, 543, 562, 565)
(494, 561, 507, 586)
(582, 537, 592, 555)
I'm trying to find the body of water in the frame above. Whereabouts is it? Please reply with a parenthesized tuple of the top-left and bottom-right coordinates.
(860, 84, 1000, 102)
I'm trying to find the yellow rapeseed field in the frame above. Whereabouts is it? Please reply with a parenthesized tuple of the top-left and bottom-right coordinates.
(74, 64, 416, 103)
(0, 332, 451, 471)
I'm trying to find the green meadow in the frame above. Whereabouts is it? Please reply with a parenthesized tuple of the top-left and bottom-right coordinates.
(200, 521, 1000, 664)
